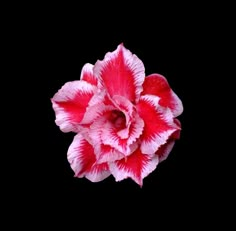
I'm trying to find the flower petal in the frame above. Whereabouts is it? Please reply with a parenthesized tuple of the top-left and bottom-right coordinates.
(156, 119, 181, 162)
(137, 95, 177, 154)
(94, 43, 145, 103)
(109, 148, 159, 187)
(51, 80, 96, 132)
(142, 74, 183, 117)
(111, 95, 135, 139)
(101, 113, 144, 156)
(86, 116, 125, 163)
(67, 133, 110, 182)
(80, 63, 98, 86)
(156, 140, 175, 162)
(81, 101, 115, 125)
(80, 87, 119, 126)
(94, 144, 125, 164)
(172, 119, 181, 139)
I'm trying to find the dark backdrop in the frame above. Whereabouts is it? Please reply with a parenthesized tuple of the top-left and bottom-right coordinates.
(45, 25, 200, 213)
(17, 4, 220, 228)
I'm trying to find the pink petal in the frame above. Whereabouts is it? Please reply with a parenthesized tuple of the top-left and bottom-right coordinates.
(101, 113, 144, 156)
(112, 95, 133, 121)
(80, 63, 98, 86)
(87, 116, 125, 163)
(81, 101, 115, 125)
(156, 140, 175, 162)
(86, 94, 144, 156)
(109, 148, 159, 187)
(156, 119, 182, 162)
(87, 89, 111, 107)
(51, 80, 96, 132)
(94, 43, 145, 103)
(94, 144, 125, 164)
(172, 119, 181, 139)
(142, 74, 183, 117)
(136, 95, 177, 154)
(67, 133, 110, 182)
(80, 88, 120, 125)
(111, 95, 135, 139)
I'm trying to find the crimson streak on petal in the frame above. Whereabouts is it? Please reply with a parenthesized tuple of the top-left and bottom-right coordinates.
(67, 133, 110, 182)
(156, 119, 181, 162)
(51, 80, 96, 132)
(142, 74, 183, 117)
(94, 44, 145, 104)
(109, 148, 159, 187)
(137, 95, 177, 154)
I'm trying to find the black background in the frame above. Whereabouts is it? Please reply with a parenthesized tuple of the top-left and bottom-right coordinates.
(10, 3, 227, 228)
(44, 20, 203, 214)
(45, 11, 202, 217)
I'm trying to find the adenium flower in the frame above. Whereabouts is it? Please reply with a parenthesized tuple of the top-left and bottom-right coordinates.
(51, 43, 183, 186)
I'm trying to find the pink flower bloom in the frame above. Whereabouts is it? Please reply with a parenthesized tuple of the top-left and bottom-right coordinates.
(51, 44, 183, 186)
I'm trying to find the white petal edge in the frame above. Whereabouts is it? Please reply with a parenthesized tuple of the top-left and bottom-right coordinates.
(51, 80, 96, 132)
(158, 140, 175, 162)
(109, 155, 159, 186)
(94, 44, 145, 103)
(80, 63, 94, 79)
(85, 168, 111, 182)
(67, 133, 111, 182)
(140, 129, 176, 155)
(52, 102, 79, 132)
(52, 80, 95, 101)
(67, 133, 86, 176)
(101, 114, 144, 156)
(171, 91, 184, 117)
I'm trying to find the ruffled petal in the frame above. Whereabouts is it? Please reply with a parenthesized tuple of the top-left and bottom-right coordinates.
(142, 74, 183, 117)
(86, 94, 144, 156)
(172, 119, 181, 139)
(111, 95, 135, 139)
(84, 110, 125, 164)
(100, 113, 144, 156)
(109, 148, 159, 187)
(67, 133, 110, 182)
(51, 80, 96, 132)
(81, 101, 115, 125)
(94, 144, 125, 164)
(80, 63, 98, 86)
(137, 95, 177, 154)
(156, 140, 175, 162)
(94, 43, 145, 103)
(156, 118, 181, 162)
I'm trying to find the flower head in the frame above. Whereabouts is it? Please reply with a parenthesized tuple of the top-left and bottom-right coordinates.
(51, 43, 183, 186)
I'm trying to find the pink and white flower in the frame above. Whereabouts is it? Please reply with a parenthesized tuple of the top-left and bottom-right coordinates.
(51, 43, 183, 186)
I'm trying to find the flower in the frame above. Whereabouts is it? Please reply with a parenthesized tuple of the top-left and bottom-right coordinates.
(51, 43, 183, 186)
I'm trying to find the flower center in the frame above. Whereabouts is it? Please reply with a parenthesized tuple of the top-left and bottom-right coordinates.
(109, 110, 126, 129)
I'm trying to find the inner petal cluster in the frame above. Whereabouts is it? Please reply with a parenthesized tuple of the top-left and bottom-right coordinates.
(109, 110, 126, 129)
